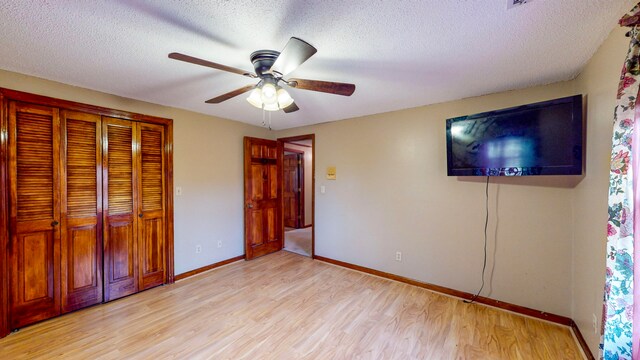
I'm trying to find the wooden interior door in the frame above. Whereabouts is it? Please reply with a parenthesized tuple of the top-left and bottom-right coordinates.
(60, 110, 103, 313)
(137, 123, 165, 290)
(283, 153, 301, 228)
(102, 117, 138, 301)
(244, 137, 283, 260)
(8, 102, 61, 329)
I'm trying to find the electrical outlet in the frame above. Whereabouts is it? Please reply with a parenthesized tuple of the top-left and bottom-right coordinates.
(396, 251, 402, 261)
(593, 313, 598, 334)
(217, 240, 222, 248)
(195, 245, 202, 254)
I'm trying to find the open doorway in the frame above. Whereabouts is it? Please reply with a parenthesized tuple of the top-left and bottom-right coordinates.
(278, 135, 314, 258)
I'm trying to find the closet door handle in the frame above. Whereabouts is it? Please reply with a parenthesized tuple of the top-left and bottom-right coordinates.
(51, 220, 59, 226)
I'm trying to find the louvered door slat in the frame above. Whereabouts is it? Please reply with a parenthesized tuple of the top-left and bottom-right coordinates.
(60, 111, 103, 313)
(66, 119, 98, 218)
(141, 129, 163, 211)
(16, 112, 54, 222)
(8, 102, 61, 329)
(107, 126, 133, 216)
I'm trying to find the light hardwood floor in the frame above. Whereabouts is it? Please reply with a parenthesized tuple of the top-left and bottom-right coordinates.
(284, 226, 312, 257)
(0, 251, 582, 359)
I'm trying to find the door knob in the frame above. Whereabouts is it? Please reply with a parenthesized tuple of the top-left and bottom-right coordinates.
(139, 213, 144, 218)
(51, 220, 59, 226)
(247, 203, 253, 209)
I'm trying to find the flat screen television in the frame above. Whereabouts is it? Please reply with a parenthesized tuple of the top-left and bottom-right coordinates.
(446, 95, 583, 176)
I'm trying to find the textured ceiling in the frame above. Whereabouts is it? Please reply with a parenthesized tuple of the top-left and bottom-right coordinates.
(0, 0, 634, 130)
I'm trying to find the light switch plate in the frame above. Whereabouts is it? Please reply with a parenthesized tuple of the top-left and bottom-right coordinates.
(176, 186, 182, 196)
(320, 185, 326, 194)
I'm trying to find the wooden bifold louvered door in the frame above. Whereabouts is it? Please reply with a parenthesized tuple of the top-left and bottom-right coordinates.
(8, 102, 61, 329)
(137, 123, 166, 291)
(1, 90, 173, 336)
(60, 110, 103, 313)
(103, 118, 166, 301)
(103, 117, 138, 301)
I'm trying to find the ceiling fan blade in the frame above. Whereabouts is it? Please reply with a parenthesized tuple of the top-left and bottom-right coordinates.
(269, 37, 317, 76)
(169, 52, 256, 78)
(283, 102, 299, 113)
(205, 84, 256, 104)
(287, 78, 355, 96)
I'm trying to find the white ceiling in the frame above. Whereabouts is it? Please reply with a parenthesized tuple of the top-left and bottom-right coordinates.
(0, 0, 634, 130)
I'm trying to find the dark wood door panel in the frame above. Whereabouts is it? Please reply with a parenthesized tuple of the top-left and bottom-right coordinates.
(244, 137, 282, 260)
(250, 164, 264, 201)
(283, 153, 300, 228)
(62, 222, 100, 311)
(268, 164, 278, 200)
(248, 210, 264, 247)
(17, 233, 54, 302)
(139, 216, 164, 289)
(137, 123, 165, 290)
(10, 232, 59, 329)
(104, 217, 137, 300)
(266, 207, 276, 242)
(60, 110, 102, 313)
(67, 225, 97, 289)
(103, 118, 138, 302)
(8, 101, 61, 329)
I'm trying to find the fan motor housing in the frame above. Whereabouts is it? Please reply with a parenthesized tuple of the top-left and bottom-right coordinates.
(250, 50, 280, 77)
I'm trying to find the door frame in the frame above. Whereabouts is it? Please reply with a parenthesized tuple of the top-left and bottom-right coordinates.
(0, 92, 8, 338)
(283, 148, 304, 229)
(278, 134, 315, 258)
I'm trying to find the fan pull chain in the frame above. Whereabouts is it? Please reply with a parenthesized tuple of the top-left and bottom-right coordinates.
(260, 106, 272, 130)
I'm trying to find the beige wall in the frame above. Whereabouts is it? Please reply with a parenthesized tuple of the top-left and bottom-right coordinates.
(0, 69, 271, 275)
(0, 24, 630, 353)
(277, 26, 630, 353)
(284, 143, 313, 226)
(277, 81, 579, 317)
(572, 26, 630, 355)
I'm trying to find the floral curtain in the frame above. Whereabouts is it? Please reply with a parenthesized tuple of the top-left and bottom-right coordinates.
(602, 4, 640, 360)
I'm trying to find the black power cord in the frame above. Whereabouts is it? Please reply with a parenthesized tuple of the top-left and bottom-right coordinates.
(464, 175, 490, 304)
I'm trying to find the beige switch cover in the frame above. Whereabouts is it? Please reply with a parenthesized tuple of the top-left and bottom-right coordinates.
(326, 166, 336, 180)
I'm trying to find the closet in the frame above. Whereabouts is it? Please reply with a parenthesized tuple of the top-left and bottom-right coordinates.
(0, 89, 174, 336)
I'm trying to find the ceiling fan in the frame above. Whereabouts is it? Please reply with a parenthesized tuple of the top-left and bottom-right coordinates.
(168, 37, 355, 113)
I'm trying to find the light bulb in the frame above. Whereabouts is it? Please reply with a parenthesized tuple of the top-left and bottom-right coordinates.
(246, 88, 263, 109)
(261, 83, 277, 105)
(277, 88, 294, 108)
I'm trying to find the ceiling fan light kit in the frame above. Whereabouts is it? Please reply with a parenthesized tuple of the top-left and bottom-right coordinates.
(245, 78, 295, 112)
(168, 37, 356, 116)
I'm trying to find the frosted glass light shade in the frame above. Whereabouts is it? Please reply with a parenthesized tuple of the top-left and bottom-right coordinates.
(277, 88, 294, 108)
(247, 88, 263, 108)
(246, 83, 292, 111)
(261, 83, 277, 105)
